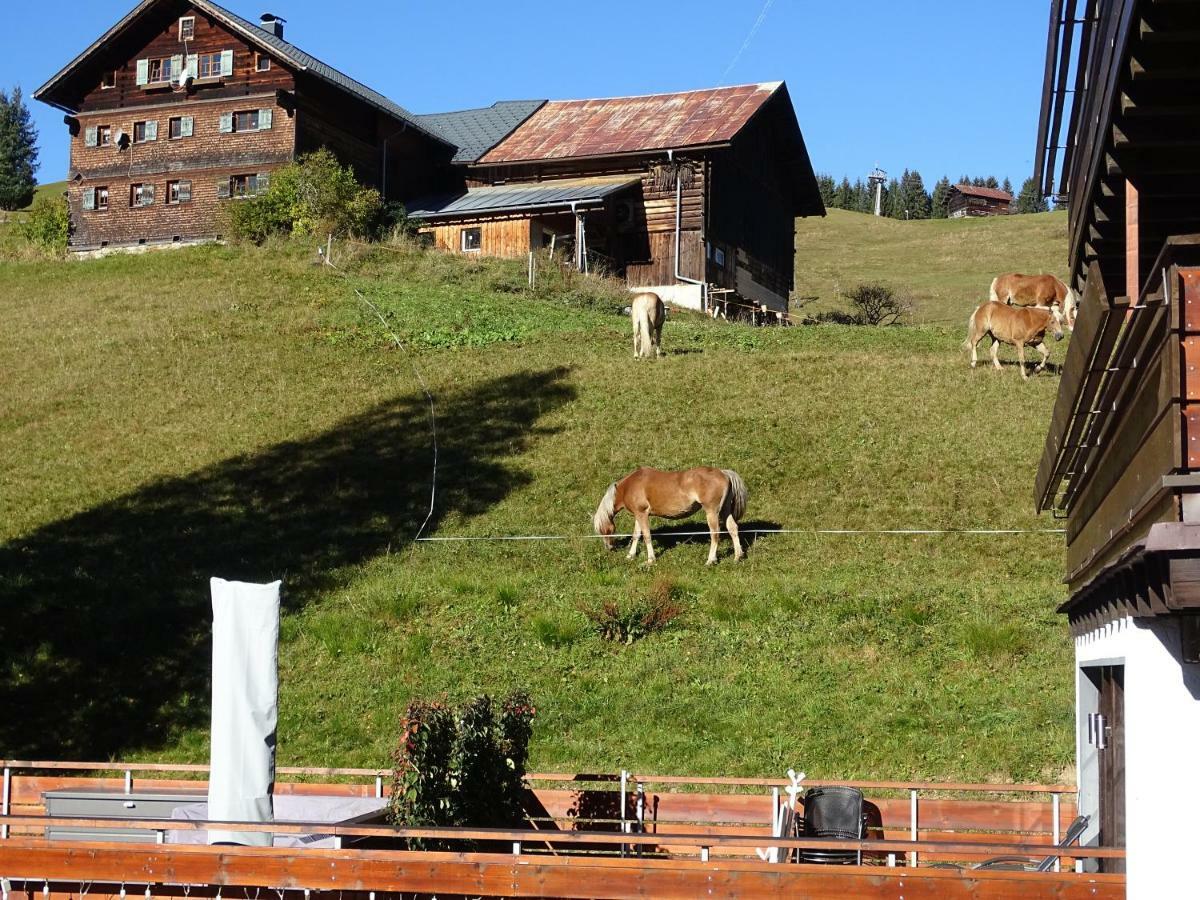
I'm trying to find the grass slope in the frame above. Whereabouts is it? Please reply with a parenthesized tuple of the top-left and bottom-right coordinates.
(0, 238, 1072, 783)
(795, 209, 1069, 325)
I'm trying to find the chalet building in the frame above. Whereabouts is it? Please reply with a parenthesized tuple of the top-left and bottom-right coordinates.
(35, 3, 823, 314)
(407, 83, 825, 313)
(946, 183, 1012, 218)
(1035, 0, 1200, 896)
(33, 0, 458, 252)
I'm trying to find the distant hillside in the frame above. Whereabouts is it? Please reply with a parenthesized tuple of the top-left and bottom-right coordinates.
(795, 209, 1069, 326)
(0, 181, 68, 230)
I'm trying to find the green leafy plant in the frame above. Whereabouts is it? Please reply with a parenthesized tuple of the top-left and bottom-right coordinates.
(388, 691, 536, 846)
(583, 578, 682, 644)
(18, 193, 69, 253)
(227, 148, 384, 242)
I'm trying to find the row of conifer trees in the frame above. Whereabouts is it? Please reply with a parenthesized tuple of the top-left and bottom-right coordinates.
(816, 171, 1049, 218)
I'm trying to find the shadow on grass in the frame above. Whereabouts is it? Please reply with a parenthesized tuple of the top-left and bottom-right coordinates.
(635, 519, 782, 558)
(0, 367, 574, 759)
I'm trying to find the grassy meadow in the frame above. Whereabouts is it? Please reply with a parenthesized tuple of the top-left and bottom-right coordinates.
(0, 222, 1073, 784)
(796, 208, 1069, 325)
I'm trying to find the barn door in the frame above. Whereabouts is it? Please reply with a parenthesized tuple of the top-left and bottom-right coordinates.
(1094, 665, 1126, 873)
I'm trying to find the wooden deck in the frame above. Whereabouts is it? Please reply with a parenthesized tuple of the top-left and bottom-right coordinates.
(0, 762, 1125, 898)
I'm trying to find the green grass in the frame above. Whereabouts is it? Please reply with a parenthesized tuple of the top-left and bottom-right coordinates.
(795, 208, 1069, 325)
(0, 232, 1073, 784)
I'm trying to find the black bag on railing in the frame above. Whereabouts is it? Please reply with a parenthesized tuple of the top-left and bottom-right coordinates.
(800, 786, 865, 865)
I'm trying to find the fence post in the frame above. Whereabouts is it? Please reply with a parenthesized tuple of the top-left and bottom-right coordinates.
(909, 789, 918, 867)
(375, 775, 383, 799)
(619, 769, 628, 858)
(1052, 792, 1061, 872)
(2, 766, 10, 839)
(124, 770, 133, 795)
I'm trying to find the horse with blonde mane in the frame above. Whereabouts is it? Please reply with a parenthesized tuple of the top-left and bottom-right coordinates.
(989, 273, 1078, 329)
(593, 466, 748, 565)
(963, 301, 1064, 379)
(631, 292, 665, 359)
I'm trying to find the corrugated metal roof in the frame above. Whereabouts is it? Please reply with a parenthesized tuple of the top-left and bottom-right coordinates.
(480, 83, 782, 164)
(35, 0, 451, 147)
(953, 184, 1013, 201)
(406, 176, 639, 219)
(415, 101, 547, 164)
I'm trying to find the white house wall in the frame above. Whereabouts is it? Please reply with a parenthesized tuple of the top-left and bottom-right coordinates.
(1075, 614, 1200, 899)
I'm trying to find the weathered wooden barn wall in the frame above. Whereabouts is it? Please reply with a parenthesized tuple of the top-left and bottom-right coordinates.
(466, 158, 706, 282)
(427, 218, 533, 258)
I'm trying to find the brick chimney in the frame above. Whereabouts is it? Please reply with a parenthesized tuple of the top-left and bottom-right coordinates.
(260, 13, 285, 39)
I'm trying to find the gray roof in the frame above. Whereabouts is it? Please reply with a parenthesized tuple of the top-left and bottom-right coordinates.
(415, 101, 546, 164)
(35, 0, 451, 149)
(407, 176, 639, 219)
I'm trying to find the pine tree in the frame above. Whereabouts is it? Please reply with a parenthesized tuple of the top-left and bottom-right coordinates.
(1001, 177, 1013, 196)
(853, 178, 872, 214)
(931, 176, 952, 218)
(1015, 176, 1049, 214)
(985, 176, 1000, 189)
(816, 173, 837, 208)
(972, 176, 986, 187)
(0, 86, 39, 211)
(901, 170, 931, 219)
(834, 176, 853, 210)
(886, 177, 904, 218)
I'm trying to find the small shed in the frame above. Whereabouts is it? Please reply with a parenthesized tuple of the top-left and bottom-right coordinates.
(947, 184, 1012, 218)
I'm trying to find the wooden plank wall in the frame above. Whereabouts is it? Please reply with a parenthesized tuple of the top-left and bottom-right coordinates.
(426, 219, 533, 258)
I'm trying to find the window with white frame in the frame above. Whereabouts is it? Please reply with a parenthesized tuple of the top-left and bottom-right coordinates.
(197, 51, 223, 79)
(179, 16, 195, 41)
(132, 120, 158, 143)
(100, 70, 116, 90)
(255, 53, 271, 72)
(82, 186, 110, 211)
(461, 227, 482, 252)
(168, 116, 194, 140)
(147, 57, 176, 84)
(129, 183, 155, 207)
(167, 180, 192, 204)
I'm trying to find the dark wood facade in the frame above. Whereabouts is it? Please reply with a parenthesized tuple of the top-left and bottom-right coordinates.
(946, 185, 1012, 218)
(35, 0, 453, 251)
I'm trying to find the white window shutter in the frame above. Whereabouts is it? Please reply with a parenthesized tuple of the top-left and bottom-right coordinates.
(258, 108, 272, 131)
(217, 179, 231, 200)
(256, 172, 270, 192)
(220, 50, 234, 77)
(143, 184, 155, 206)
(84, 126, 98, 147)
(179, 181, 192, 202)
(136, 59, 149, 86)
(171, 54, 183, 77)
(219, 112, 233, 134)
(82, 189, 95, 211)
(145, 120, 158, 141)
(181, 116, 194, 138)
(186, 54, 199, 79)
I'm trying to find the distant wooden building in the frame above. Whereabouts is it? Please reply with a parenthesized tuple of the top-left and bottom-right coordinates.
(1035, 0, 1200, 895)
(947, 184, 1012, 218)
(34, 0, 457, 252)
(407, 83, 825, 313)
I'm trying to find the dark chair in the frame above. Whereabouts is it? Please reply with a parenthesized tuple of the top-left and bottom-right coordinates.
(800, 786, 867, 865)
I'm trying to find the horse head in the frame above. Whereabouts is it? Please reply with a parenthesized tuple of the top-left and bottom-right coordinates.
(1049, 307, 1066, 342)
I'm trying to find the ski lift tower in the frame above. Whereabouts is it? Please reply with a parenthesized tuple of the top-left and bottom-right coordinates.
(868, 166, 887, 217)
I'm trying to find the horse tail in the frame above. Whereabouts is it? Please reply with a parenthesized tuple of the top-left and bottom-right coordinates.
(988, 276, 1001, 304)
(633, 304, 650, 358)
(963, 305, 983, 352)
(593, 482, 618, 535)
(721, 469, 748, 521)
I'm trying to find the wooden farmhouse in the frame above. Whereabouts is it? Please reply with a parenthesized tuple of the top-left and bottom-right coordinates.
(1035, 0, 1200, 895)
(33, 0, 460, 253)
(407, 83, 825, 313)
(946, 183, 1012, 218)
(35, 2, 824, 315)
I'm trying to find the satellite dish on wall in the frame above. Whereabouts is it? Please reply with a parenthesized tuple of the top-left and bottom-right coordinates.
(176, 68, 193, 90)
(114, 129, 129, 150)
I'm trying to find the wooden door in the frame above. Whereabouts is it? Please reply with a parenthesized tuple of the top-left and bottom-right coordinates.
(1097, 665, 1126, 873)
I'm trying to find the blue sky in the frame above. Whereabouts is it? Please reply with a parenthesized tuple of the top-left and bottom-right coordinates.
(3, 1, 1051, 188)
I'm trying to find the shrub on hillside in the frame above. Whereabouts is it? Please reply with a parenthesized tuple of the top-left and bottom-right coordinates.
(227, 148, 385, 243)
(18, 193, 70, 253)
(582, 578, 682, 644)
(388, 691, 535, 845)
(848, 282, 910, 326)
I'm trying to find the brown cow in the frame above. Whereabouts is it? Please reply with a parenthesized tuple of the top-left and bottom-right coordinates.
(989, 273, 1078, 329)
(963, 301, 1064, 379)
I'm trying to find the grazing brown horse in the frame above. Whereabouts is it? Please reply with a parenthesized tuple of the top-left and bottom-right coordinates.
(963, 301, 1064, 379)
(593, 466, 748, 565)
(989, 273, 1078, 329)
(631, 291, 665, 359)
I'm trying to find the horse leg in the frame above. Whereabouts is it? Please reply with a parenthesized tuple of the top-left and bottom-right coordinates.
(654, 320, 664, 358)
(1035, 341, 1049, 373)
(626, 519, 641, 560)
(704, 507, 721, 565)
(726, 513, 744, 561)
(636, 510, 655, 564)
(1017, 342, 1029, 379)
(990, 339, 1002, 371)
(633, 323, 641, 359)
